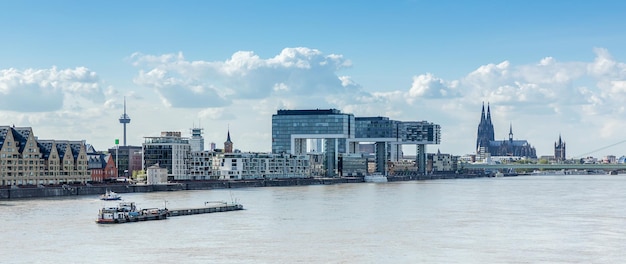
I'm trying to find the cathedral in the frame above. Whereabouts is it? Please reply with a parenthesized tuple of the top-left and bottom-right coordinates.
(476, 103, 537, 158)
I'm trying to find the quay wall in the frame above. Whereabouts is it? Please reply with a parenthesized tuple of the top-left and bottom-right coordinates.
(0, 173, 489, 200)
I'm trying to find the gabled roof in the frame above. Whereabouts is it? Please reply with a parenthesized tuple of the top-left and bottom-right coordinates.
(85, 144, 97, 154)
(11, 127, 32, 153)
(0, 126, 13, 150)
(38, 140, 55, 159)
(56, 141, 69, 159)
(69, 141, 84, 160)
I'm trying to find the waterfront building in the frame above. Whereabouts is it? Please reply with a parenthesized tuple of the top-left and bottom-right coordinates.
(426, 150, 458, 173)
(388, 160, 418, 176)
(142, 131, 191, 181)
(109, 145, 142, 178)
(146, 163, 168, 184)
(355, 118, 441, 174)
(218, 152, 309, 180)
(87, 149, 117, 182)
(339, 153, 368, 176)
(189, 150, 220, 180)
(0, 126, 90, 186)
(475, 103, 537, 159)
(555, 135, 566, 162)
(189, 151, 309, 180)
(272, 109, 440, 176)
(272, 109, 355, 176)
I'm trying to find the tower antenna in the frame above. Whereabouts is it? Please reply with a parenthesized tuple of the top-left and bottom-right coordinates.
(118, 97, 131, 146)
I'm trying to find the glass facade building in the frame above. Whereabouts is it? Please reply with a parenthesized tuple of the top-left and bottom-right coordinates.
(142, 132, 191, 180)
(272, 109, 441, 176)
(272, 109, 355, 176)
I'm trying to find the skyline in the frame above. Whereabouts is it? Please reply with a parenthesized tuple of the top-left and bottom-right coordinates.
(2, 1, 626, 158)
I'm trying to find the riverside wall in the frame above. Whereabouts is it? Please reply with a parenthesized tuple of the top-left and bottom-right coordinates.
(0, 173, 487, 200)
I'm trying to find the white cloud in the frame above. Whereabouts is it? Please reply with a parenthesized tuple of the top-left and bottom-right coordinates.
(0, 67, 104, 112)
(130, 47, 359, 108)
(407, 73, 459, 101)
(4, 47, 626, 159)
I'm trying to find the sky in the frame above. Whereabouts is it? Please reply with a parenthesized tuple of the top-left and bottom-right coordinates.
(1, 0, 626, 159)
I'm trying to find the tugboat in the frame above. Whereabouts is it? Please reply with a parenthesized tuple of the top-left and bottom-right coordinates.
(96, 202, 168, 224)
(100, 189, 122, 201)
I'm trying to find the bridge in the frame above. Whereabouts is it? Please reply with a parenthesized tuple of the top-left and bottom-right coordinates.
(462, 163, 626, 171)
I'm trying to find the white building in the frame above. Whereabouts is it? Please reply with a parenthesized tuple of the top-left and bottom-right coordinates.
(189, 151, 310, 180)
(189, 127, 204, 152)
(146, 163, 168, 184)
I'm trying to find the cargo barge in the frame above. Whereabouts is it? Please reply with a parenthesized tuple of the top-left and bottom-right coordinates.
(96, 201, 243, 224)
(96, 202, 168, 224)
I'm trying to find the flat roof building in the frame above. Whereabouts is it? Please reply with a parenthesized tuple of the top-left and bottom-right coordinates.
(142, 132, 191, 181)
(272, 109, 441, 176)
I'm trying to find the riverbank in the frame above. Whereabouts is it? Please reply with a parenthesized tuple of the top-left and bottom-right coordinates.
(0, 173, 488, 200)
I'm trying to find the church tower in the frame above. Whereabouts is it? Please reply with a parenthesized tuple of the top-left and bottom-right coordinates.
(555, 134, 566, 162)
(476, 102, 495, 153)
(224, 128, 233, 153)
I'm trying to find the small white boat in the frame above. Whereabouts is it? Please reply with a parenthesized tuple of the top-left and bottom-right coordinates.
(100, 190, 122, 201)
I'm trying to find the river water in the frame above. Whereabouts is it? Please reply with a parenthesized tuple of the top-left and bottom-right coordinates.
(2, 174, 625, 263)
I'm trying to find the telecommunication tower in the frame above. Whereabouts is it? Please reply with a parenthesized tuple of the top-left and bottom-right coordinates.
(119, 97, 131, 146)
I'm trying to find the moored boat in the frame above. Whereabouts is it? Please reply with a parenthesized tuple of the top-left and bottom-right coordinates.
(100, 189, 122, 201)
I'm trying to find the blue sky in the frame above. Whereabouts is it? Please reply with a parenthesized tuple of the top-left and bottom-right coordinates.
(1, 1, 626, 158)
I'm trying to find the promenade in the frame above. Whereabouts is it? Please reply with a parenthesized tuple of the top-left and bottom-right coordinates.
(0, 173, 488, 200)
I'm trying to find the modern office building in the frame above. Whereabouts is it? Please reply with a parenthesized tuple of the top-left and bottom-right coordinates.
(109, 145, 142, 178)
(272, 109, 355, 176)
(0, 126, 90, 186)
(354, 117, 441, 174)
(189, 150, 219, 180)
(216, 152, 309, 180)
(142, 131, 191, 180)
(189, 151, 309, 180)
(272, 109, 441, 176)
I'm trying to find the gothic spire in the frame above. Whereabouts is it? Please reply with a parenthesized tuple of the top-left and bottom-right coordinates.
(480, 102, 485, 122)
(486, 102, 492, 124)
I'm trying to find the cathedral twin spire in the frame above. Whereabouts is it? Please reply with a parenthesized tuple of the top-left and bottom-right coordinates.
(475, 102, 537, 158)
(476, 102, 495, 150)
